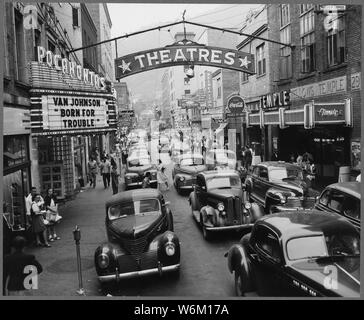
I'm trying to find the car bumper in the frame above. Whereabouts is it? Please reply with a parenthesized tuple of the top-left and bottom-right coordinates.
(205, 224, 253, 232)
(125, 180, 157, 187)
(98, 263, 180, 282)
(271, 205, 305, 213)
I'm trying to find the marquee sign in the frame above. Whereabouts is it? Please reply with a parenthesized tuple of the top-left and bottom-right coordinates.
(115, 45, 255, 79)
(30, 89, 117, 136)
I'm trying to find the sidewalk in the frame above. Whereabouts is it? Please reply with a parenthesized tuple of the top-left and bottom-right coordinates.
(23, 174, 125, 296)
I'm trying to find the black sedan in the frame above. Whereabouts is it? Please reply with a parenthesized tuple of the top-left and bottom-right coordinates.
(226, 210, 360, 297)
(315, 182, 360, 231)
(124, 154, 157, 190)
(245, 161, 319, 214)
(94, 189, 180, 283)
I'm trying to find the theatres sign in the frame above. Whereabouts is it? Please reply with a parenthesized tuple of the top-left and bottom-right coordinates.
(115, 45, 255, 79)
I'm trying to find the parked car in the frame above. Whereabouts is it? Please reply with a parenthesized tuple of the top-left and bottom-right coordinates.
(172, 153, 207, 194)
(95, 189, 180, 283)
(244, 161, 319, 214)
(124, 154, 157, 190)
(189, 171, 263, 240)
(205, 149, 237, 170)
(315, 182, 360, 230)
(226, 210, 360, 297)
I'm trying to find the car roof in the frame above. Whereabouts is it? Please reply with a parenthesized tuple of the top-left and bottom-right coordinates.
(198, 170, 239, 178)
(178, 153, 204, 159)
(208, 149, 235, 154)
(258, 210, 358, 240)
(106, 189, 162, 208)
(325, 182, 361, 199)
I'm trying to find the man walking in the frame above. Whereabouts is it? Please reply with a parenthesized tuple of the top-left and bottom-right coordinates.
(88, 157, 98, 188)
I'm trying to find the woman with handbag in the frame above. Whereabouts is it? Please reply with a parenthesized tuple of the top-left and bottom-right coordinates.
(31, 195, 51, 247)
(44, 188, 61, 242)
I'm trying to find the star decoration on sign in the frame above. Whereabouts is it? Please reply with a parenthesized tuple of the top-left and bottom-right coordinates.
(118, 60, 131, 74)
(239, 56, 251, 69)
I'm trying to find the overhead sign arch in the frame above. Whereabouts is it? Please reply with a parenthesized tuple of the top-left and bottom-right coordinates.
(115, 44, 255, 79)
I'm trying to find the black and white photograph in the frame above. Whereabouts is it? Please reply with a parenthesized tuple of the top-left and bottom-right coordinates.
(1, 2, 362, 299)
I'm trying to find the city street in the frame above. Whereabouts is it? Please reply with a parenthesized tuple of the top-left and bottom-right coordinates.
(25, 157, 248, 297)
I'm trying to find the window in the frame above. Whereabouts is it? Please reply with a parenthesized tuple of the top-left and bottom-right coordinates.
(217, 77, 221, 98)
(319, 190, 331, 206)
(279, 13, 292, 79)
(184, 90, 190, 94)
(341, 194, 360, 221)
(253, 226, 281, 263)
(300, 8, 315, 73)
(72, 7, 79, 27)
(48, 39, 56, 53)
(256, 44, 266, 76)
(259, 167, 268, 180)
(241, 72, 249, 83)
(280, 4, 290, 27)
(327, 15, 346, 66)
(300, 4, 314, 14)
(14, 9, 26, 81)
(327, 189, 345, 212)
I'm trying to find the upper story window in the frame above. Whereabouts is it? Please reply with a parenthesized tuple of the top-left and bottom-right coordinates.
(280, 4, 290, 27)
(241, 72, 249, 83)
(327, 14, 346, 67)
(14, 9, 26, 82)
(300, 4, 314, 14)
(256, 43, 266, 76)
(72, 7, 79, 27)
(300, 6, 315, 73)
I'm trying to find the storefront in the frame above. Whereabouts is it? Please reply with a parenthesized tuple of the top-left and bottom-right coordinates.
(3, 135, 31, 232)
(29, 46, 117, 198)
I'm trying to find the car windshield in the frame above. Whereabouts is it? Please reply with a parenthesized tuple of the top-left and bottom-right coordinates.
(180, 158, 204, 166)
(286, 232, 360, 261)
(206, 176, 240, 190)
(108, 199, 161, 221)
(269, 167, 303, 181)
(128, 157, 151, 167)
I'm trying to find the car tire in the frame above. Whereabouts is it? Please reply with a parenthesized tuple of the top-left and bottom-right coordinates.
(234, 271, 244, 296)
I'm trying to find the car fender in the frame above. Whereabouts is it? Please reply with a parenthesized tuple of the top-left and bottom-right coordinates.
(200, 206, 215, 227)
(226, 244, 254, 292)
(265, 188, 286, 206)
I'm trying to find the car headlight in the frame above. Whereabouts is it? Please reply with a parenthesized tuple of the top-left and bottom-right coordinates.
(276, 192, 286, 204)
(165, 242, 176, 256)
(244, 202, 252, 210)
(179, 176, 185, 181)
(217, 203, 225, 211)
(97, 253, 109, 269)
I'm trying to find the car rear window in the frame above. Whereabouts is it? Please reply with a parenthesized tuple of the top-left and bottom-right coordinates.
(108, 199, 160, 220)
(206, 176, 240, 189)
(286, 235, 328, 260)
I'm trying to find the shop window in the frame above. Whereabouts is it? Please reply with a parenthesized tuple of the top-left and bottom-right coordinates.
(14, 9, 26, 82)
(256, 43, 266, 76)
(327, 15, 346, 67)
(4, 135, 29, 169)
(300, 8, 315, 73)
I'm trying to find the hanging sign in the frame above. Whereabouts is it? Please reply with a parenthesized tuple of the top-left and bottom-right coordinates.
(115, 45, 255, 79)
(225, 94, 245, 118)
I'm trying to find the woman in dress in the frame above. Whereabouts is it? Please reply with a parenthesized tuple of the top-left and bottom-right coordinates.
(44, 188, 61, 242)
(31, 195, 51, 247)
(157, 166, 169, 192)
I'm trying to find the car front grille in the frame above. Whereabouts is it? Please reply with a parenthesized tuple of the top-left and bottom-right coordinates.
(285, 197, 302, 208)
(117, 249, 158, 272)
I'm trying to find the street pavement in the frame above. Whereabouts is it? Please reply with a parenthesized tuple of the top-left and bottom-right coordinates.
(24, 154, 250, 297)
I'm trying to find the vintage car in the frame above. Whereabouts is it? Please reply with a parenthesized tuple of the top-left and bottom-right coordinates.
(124, 154, 157, 190)
(95, 189, 180, 283)
(172, 153, 207, 194)
(170, 142, 191, 161)
(315, 182, 360, 230)
(226, 210, 360, 297)
(244, 161, 319, 214)
(205, 149, 237, 170)
(189, 171, 263, 240)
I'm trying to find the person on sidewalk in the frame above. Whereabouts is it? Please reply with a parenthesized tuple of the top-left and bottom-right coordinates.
(88, 157, 98, 188)
(100, 157, 111, 188)
(110, 158, 119, 195)
(105, 156, 111, 187)
(3, 236, 43, 296)
(30, 195, 51, 248)
(44, 188, 61, 242)
(142, 172, 152, 188)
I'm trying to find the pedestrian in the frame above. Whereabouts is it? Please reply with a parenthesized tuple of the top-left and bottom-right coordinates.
(157, 166, 169, 192)
(244, 145, 253, 171)
(296, 153, 303, 167)
(3, 236, 43, 296)
(142, 172, 152, 188)
(30, 194, 51, 247)
(25, 186, 38, 221)
(105, 156, 111, 187)
(44, 188, 61, 242)
(88, 157, 98, 188)
(305, 158, 317, 189)
(110, 158, 119, 195)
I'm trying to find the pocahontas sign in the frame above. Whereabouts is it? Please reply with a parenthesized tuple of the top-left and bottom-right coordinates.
(115, 45, 255, 79)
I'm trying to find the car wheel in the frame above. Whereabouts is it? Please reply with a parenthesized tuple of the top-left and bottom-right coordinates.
(234, 271, 244, 296)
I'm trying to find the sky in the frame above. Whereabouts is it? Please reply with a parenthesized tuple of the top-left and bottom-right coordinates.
(107, 3, 263, 104)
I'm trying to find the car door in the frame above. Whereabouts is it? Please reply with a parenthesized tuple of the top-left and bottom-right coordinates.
(257, 166, 269, 202)
(195, 175, 207, 208)
(249, 225, 284, 296)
